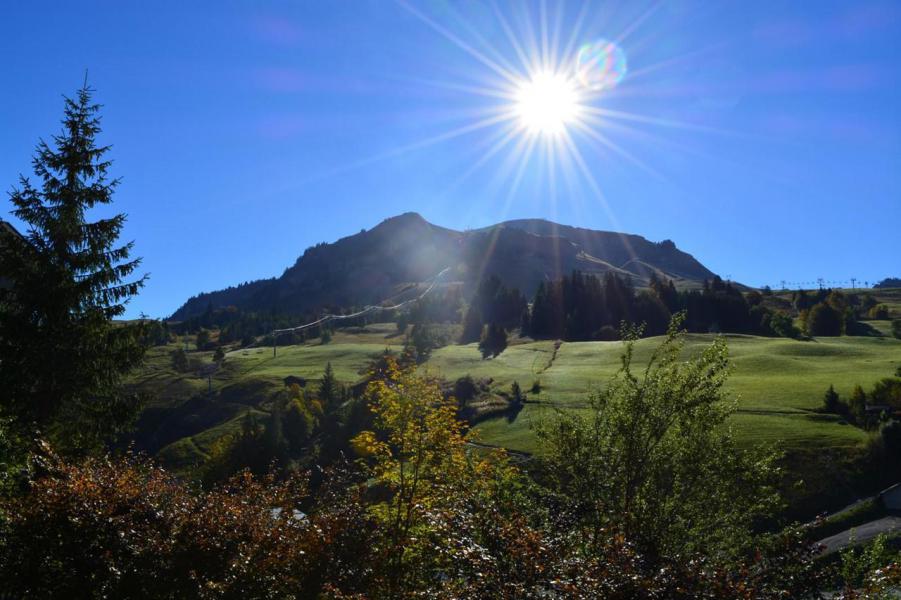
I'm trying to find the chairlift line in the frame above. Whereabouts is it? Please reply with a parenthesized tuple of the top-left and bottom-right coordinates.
(267, 266, 451, 339)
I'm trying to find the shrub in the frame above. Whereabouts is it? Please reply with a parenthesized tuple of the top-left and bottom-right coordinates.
(892, 319, 901, 340)
(537, 315, 779, 560)
(868, 304, 891, 320)
(806, 303, 843, 336)
(0, 445, 337, 598)
(453, 375, 478, 404)
(170, 348, 189, 373)
(770, 312, 800, 338)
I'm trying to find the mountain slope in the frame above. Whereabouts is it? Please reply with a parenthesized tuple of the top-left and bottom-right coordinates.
(171, 212, 717, 320)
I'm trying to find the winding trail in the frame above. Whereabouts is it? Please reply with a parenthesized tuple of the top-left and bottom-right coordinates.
(535, 340, 563, 374)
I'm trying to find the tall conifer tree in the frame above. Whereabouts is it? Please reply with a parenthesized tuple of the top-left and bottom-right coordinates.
(0, 82, 147, 452)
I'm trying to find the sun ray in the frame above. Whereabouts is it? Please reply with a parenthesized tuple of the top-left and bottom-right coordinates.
(583, 105, 735, 136)
(491, 0, 534, 76)
(573, 119, 667, 182)
(278, 109, 519, 191)
(440, 2, 527, 82)
(405, 77, 515, 102)
(539, 0, 550, 71)
(548, 0, 565, 73)
(624, 42, 729, 83)
(614, 1, 663, 46)
(500, 134, 539, 214)
(516, 2, 543, 74)
(437, 122, 523, 199)
(558, 130, 642, 269)
(394, 0, 524, 87)
(558, 1, 592, 74)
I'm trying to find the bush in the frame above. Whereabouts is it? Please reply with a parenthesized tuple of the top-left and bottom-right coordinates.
(770, 312, 800, 338)
(868, 304, 891, 320)
(195, 328, 212, 350)
(0, 446, 338, 598)
(870, 377, 901, 409)
(892, 319, 901, 340)
(537, 315, 779, 560)
(170, 348, 189, 373)
(806, 303, 843, 336)
(453, 375, 478, 404)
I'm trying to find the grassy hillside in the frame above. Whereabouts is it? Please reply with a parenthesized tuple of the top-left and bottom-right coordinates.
(130, 320, 901, 468)
(435, 333, 898, 454)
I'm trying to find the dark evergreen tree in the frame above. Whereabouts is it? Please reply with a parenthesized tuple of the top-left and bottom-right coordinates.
(510, 380, 523, 405)
(284, 395, 314, 453)
(519, 306, 531, 336)
(319, 362, 338, 408)
(263, 394, 288, 463)
(0, 82, 147, 452)
(848, 385, 867, 426)
(170, 348, 189, 373)
(460, 305, 483, 344)
(409, 322, 436, 363)
(196, 329, 211, 350)
(478, 323, 508, 359)
(822, 385, 842, 414)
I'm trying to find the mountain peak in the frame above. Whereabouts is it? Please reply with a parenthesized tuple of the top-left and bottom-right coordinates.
(170, 213, 717, 319)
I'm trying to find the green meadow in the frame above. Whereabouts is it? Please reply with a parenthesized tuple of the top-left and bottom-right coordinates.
(131, 321, 901, 465)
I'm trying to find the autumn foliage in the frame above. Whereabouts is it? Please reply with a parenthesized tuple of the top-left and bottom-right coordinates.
(0, 351, 896, 598)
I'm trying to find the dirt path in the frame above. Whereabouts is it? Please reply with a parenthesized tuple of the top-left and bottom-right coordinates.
(535, 340, 563, 374)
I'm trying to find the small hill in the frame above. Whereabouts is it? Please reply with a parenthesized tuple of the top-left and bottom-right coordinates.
(171, 212, 718, 320)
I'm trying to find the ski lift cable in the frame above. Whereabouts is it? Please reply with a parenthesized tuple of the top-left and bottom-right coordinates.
(268, 266, 451, 336)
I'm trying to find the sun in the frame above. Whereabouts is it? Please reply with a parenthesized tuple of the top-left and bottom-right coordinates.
(513, 71, 582, 136)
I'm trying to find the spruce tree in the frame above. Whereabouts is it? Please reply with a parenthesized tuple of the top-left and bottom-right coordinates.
(478, 323, 508, 359)
(319, 362, 338, 408)
(0, 82, 147, 452)
(822, 385, 841, 414)
(460, 305, 483, 344)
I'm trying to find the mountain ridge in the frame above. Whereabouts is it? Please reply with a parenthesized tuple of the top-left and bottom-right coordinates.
(170, 212, 717, 320)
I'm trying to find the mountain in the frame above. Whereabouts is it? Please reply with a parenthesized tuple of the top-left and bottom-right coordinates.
(170, 212, 717, 320)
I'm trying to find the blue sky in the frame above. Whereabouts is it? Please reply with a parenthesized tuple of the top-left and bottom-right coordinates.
(1, 1, 899, 318)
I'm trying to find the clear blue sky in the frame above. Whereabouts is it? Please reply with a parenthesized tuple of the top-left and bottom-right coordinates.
(1, 1, 899, 318)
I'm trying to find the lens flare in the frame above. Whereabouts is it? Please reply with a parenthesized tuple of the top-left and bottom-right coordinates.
(576, 39, 628, 91)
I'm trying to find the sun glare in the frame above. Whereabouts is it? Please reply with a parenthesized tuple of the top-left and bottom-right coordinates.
(513, 71, 581, 136)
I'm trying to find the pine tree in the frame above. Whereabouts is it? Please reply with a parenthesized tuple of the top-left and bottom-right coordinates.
(0, 82, 147, 452)
(478, 323, 508, 359)
(460, 305, 483, 344)
(848, 385, 867, 426)
(319, 362, 338, 408)
(822, 385, 842, 414)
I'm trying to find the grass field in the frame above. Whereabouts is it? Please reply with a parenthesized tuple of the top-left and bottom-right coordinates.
(424, 333, 900, 453)
(130, 319, 901, 463)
